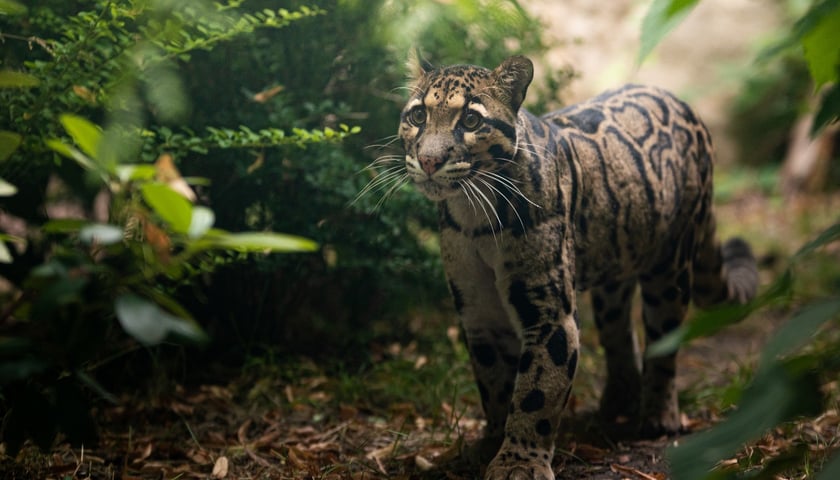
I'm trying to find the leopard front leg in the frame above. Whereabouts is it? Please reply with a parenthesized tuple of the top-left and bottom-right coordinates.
(485, 253, 579, 480)
(444, 252, 522, 466)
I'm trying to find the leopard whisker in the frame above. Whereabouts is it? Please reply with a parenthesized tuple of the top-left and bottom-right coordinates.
(352, 166, 408, 207)
(476, 176, 527, 235)
(462, 179, 499, 244)
(464, 178, 502, 239)
(365, 134, 401, 150)
(480, 170, 540, 209)
(375, 173, 409, 210)
(357, 155, 403, 174)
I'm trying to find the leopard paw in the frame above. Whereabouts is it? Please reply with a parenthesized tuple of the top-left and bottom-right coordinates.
(485, 448, 554, 480)
(639, 409, 682, 438)
(485, 463, 554, 480)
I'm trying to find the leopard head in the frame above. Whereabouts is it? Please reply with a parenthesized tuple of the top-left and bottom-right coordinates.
(400, 55, 534, 201)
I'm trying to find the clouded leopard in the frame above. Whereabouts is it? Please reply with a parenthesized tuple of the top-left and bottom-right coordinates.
(389, 55, 758, 480)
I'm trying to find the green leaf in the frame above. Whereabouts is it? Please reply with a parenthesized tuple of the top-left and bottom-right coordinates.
(795, 223, 840, 259)
(0, 70, 38, 87)
(114, 294, 208, 346)
(668, 362, 822, 480)
(115, 164, 157, 183)
(74, 370, 119, 405)
(59, 114, 102, 160)
(760, 298, 840, 365)
(140, 183, 193, 234)
(801, 2, 840, 88)
(0, 241, 11, 263)
(79, 223, 124, 245)
(188, 206, 215, 238)
(0, 0, 26, 15)
(197, 231, 318, 253)
(816, 452, 840, 480)
(0, 178, 16, 197)
(42, 218, 88, 233)
(0, 131, 22, 162)
(812, 82, 840, 135)
(647, 270, 793, 357)
(46, 139, 103, 177)
(638, 0, 699, 64)
(0, 358, 48, 385)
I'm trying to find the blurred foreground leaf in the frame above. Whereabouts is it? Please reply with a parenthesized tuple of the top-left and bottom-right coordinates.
(114, 293, 208, 346)
(638, 0, 699, 63)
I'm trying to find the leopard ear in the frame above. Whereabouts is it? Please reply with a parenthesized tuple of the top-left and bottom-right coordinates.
(406, 49, 433, 83)
(492, 55, 534, 112)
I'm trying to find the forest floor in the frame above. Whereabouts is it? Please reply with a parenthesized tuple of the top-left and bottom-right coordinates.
(2, 189, 839, 480)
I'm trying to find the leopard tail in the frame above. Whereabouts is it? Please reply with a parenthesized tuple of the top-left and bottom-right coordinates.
(692, 218, 759, 308)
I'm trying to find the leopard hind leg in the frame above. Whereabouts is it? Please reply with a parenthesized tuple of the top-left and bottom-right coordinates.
(636, 232, 696, 437)
(592, 279, 643, 429)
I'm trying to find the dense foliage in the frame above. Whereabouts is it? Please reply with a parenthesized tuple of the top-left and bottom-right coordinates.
(0, 0, 555, 453)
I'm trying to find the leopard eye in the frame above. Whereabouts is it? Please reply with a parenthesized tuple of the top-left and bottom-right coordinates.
(461, 111, 482, 131)
(408, 106, 426, 126)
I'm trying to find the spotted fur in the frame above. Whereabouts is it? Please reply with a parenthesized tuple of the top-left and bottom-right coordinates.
(389, 56, 758, 480)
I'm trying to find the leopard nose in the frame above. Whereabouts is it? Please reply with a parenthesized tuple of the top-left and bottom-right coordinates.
(418, 155, 444, 176)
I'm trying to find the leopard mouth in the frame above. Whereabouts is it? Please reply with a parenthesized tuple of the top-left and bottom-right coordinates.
(413, 178, 462, 201)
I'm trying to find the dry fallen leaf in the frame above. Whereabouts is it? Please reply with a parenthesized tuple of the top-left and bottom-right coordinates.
(573, 443, 608, 463)
(253, 85, 284, 103)
(131, 443, 153, 464)
(610, 463, 662, 480)
(155, 153, 196, 201)
(72, 85, 97, 104)
(211, 456, 229, 479)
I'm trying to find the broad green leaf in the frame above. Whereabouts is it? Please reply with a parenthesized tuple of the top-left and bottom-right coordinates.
(0, 70, 38, 87)
(74, 370, 118, 405)
(46, 139, 103, 177)
(638, 0, 699, 64)
(801, 2, 840, 88)
(31, 277, 88, 320)
(816, 452, 840, 480)
(42, 218, 88, 233)
(140, 183, 193, 234)
(59, 114, 102, 160)
(647, 269, 793, 357)
(115, 164, 157, 183)
(760, 298, 840, 365)
(812, 82, 840, 135)
(0, 131, 22, 161)
(0, 241, 11, 263)
(188, 206, 215, 239)
(0, 359, 48, 384)
(114, 294, 208, 346)
(0, 0, 26, 15)
(79, 223, 124, 245)
(199, 231, 318, 253)
(143, 58, 189, 123)
(0, 178, 16, 197)
(795, 222, 840, 259)
(668, 362, 821, 480)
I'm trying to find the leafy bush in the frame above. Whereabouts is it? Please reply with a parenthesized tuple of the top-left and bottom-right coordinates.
(0, 0, 558, 453)
(0, 0, 345, 454)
